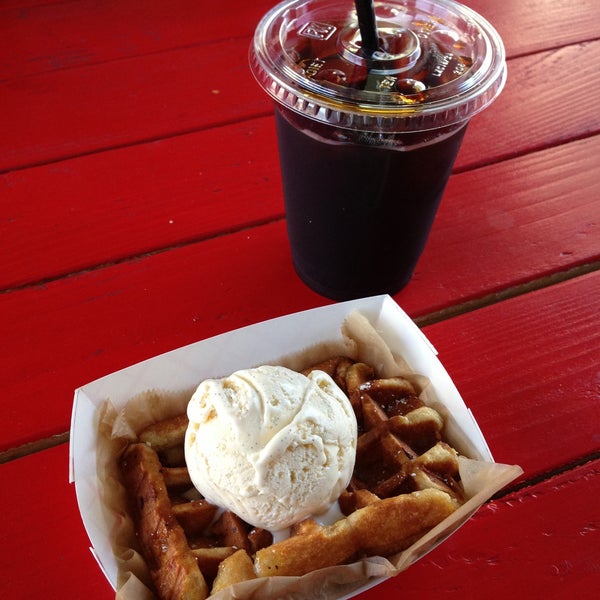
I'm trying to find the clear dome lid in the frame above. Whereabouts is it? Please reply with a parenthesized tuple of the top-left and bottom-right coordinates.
(250, 0, 506, 132)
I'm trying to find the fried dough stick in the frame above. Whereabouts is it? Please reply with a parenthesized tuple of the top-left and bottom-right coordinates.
(254, 488, 458, 577)
(121, 443, 209, 600)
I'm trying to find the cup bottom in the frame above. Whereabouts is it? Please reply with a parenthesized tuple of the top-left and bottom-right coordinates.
(292, 260, 414, 301)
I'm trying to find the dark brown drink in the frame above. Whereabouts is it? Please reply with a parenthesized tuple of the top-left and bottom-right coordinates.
(275, 106, 467, 300)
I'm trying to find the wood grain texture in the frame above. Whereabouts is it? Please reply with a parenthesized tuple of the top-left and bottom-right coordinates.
(403, 135, 600, 313)
(2, 23, 599, 172)
(0, 443, 110, 600)
(0, 35, 268, 172)
(456, 40, 600, 170)
(2, 239, 598, 463)
(2, 0, 597, 80)
(0, 0, 275, 79)
(362, 459, 600, 599)
(2, 132, 597, 306)
(468, 0, 600, 58)
(422, 271, 600, 478)
(0, 445, 596, 599)
(0, 116, 282, 289)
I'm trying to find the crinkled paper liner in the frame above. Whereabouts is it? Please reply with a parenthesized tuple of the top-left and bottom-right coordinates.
(97, 312, 523, 600)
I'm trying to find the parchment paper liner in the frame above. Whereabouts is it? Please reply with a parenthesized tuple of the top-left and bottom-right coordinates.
(97, 311, 523, 600)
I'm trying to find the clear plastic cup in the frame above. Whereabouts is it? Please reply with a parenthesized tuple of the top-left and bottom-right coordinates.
(250, 0, 506, 300)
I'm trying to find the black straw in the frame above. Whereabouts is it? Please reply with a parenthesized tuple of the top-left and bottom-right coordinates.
(355, 0, 379, 57)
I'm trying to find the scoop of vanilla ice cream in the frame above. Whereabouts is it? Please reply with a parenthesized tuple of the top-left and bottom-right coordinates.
(184, 365, 357, 531)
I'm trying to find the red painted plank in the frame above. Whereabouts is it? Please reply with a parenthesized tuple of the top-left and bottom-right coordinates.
(1, 0, 66, 9)
(0, 0, 275, 80)
(457, 39, 600, 169)
(0, 35, 269, 172)
(0, 222, 324, 451)
(0, 444, 109, 599)
(0, 445, 597, 599)
(2, 128, 598, 298)
(2, 33, 600, 172)
(468, 0, 600, 58)
(3, 0, 597, 80)
(0, 116, 283, 289)
(364, 460, 600, 599)
(421, 274, 600, 479)
(403, 134, 600, 312)
(1, 214, 598, 461)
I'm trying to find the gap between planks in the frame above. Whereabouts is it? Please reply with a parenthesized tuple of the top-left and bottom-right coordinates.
(413, 261, 600, 328)
(0, 214, 287, 296)
(452, 130, 600, 175)
(1, 259, 598, 465)
(2, 425, 599, 514)
(491, 451, 600, 501)
(0, 431, 69, 464)
(0, 110, 275, 177)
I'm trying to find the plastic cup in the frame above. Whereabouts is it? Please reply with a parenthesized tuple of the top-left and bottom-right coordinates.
(250, 0, 506, 301)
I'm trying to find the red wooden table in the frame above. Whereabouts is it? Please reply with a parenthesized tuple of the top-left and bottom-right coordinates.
(1, 0, 598, 598)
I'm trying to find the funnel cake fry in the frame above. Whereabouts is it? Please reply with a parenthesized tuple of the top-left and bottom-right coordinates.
(119, 356, 465, 598)
(120, 443, 209, 600)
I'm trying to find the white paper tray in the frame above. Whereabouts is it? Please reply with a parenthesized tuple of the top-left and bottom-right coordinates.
(70, 295, 494, 594)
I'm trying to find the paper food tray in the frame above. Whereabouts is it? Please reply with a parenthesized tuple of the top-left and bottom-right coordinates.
(70, 294, 521, 598)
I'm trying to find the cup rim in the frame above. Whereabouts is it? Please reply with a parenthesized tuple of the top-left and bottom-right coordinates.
(249, 0, 507, 132)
